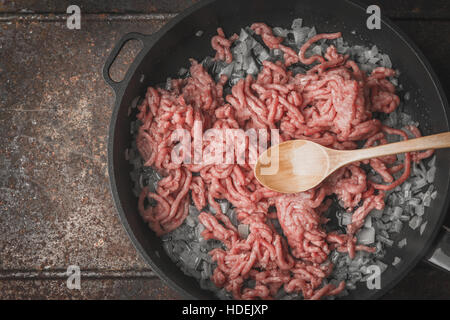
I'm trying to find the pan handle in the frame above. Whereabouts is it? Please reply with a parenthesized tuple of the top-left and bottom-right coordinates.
(103, 32, 154, 93)
(426, 226, 450, 272)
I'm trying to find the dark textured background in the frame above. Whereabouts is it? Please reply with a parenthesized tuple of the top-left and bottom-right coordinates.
(0, 0, 449, 299)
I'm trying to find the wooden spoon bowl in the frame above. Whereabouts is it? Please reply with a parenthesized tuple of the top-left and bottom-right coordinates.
(255, 132, 450, 194)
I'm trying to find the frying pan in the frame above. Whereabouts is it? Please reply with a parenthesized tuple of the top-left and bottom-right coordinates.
(103, 0, 450, 299)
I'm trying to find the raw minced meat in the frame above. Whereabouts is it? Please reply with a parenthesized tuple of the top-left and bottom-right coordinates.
(134, 22, 433, 300)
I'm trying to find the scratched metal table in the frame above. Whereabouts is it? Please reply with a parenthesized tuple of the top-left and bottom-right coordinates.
(1, 0, 450, 299)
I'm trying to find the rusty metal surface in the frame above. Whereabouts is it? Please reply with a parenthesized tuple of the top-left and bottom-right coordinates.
(0, 0, 450, 299)
(0, 0, 200, 14)
(0, 17, 183, 299)
(0, 278, 181, 299)
(0, 20, 170, 272)
(0, 13, 178, 23)
(0, 0, 449, 19)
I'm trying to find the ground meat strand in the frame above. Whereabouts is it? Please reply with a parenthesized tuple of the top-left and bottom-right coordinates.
(211, 28, 239, 64)
(406, 125, 435, 162)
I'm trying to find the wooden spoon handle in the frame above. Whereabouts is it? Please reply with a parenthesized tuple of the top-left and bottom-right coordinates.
(341, 132, 450, 164)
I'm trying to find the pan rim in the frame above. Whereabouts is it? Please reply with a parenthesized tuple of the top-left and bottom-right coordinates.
(107, 0, 450, 300)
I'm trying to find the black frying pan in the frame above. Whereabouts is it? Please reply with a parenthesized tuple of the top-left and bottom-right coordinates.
(103, 0, 450, 299)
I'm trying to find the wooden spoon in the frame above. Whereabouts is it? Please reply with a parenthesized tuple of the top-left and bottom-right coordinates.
(254, 132, 450, 194)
